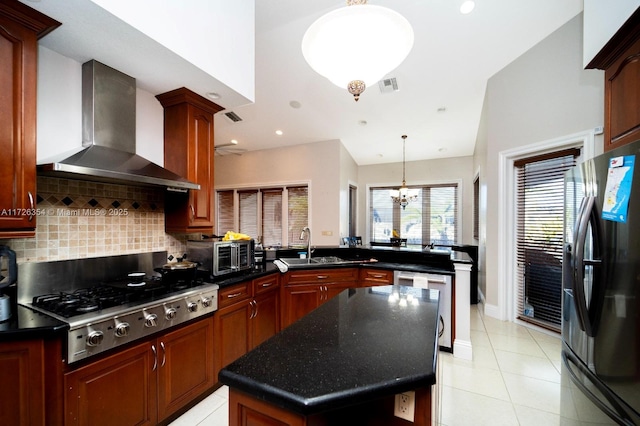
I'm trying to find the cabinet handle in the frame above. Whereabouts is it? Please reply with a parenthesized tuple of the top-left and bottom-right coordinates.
(261, 282, 273, 288)
(253, 299, 258, 318)
(227, 292, 243, 299)
(372, 274, 385, 278)
(316, 275, 329, 280)
(189, 205, 195, 221)
(160, 341, 166, 367)
(27, 192, 35, 222)
(427, 278, 447, 284)
(151, 344, 157, 371)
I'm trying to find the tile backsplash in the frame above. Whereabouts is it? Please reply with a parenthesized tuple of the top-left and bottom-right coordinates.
(0, 177, 194, 263)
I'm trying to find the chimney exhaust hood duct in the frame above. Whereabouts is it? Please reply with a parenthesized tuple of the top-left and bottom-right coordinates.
(37, 60, 200, 191)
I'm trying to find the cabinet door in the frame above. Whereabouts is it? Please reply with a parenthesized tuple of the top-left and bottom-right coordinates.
(187, 104, 215, 229)
(281, 284, 323, 328)
(214, 299, 251, 378)
(0, 3, 59, 237)
(157, 317, 214, 421)
(324, 282, 353, 301)
(252, 290, 280, 348)
(64, 342, 157, 426)
(604, 36, 640, 151)
(0, 340, 45, 426)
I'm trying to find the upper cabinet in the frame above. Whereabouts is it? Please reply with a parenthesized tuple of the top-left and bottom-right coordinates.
(157, 88, 223, 234)
(0, 0, 60, 238)
(586, 7, 640, 151)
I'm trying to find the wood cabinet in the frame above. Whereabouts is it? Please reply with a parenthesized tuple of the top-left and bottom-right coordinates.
(359, 268, 394, 286)
(281, 268, 357, 328)
(0, 0, 59, 238)
(214, 275, 281, 379)
(0, 339, 46, 426)
(586, 9, 640, 151)
(157, 87, 223, 233)
(64, 317, 214, 425)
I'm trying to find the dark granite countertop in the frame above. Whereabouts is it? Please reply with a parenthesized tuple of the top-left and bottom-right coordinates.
(219, 284, 440, 416)
(0, 305, 68, 341)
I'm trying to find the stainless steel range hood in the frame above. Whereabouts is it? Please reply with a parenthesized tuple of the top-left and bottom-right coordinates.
(37, 60, 200, 191)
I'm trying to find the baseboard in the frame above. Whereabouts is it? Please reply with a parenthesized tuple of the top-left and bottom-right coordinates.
(483, 303, 501, 320)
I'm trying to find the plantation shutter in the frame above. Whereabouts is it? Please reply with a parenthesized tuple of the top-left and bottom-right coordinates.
(515, 148, 580, 330)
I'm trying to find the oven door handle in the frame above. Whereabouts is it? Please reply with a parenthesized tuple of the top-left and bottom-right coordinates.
(151, 344, 158, 371)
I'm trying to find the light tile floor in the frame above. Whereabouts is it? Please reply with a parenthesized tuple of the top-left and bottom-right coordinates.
(170, 305, 614, 426)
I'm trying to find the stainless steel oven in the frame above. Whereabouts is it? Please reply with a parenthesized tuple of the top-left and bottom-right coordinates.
(187, 239, 254, 277)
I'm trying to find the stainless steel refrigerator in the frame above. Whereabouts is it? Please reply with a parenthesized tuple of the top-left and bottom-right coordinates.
(563, 140, 640, 425)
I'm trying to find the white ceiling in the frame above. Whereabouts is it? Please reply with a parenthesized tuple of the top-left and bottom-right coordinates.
(23, 0, 584, 166)
(216, 0, 584, 165)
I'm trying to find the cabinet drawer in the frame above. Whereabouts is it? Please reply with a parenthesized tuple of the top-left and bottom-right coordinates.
(253, 274, 279, 295)
(286, 268, 358, 284)
(218, 282, 251, 309)
(359, 268, 393, 285)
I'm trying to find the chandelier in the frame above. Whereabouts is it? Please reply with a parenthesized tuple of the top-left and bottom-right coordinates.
(301, 0, 414, 101)
(390, 135, 418, 210)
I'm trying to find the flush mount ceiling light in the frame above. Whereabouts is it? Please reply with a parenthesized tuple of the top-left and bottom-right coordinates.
(390, 135, 418, 210)
(301, 0, 414, 102)
(460, 0, 475, 14)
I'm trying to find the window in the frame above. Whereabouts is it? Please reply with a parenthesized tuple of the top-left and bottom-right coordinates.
(216, 185, 308, 247)
(369, 183, 458, 246)
(515, 148, 580, 331)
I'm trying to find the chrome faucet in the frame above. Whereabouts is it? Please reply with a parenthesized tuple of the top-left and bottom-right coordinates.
(300, 226, 311, 259)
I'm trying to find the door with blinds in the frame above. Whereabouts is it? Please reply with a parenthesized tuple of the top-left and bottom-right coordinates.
(515, 148, 580, 331)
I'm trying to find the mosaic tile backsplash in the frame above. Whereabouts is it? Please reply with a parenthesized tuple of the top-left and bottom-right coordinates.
(0, 177, 194, 263)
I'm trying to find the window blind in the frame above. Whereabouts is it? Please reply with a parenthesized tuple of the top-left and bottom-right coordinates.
(515, 148, 580, 330)
(262, 189, 283, 247)
(239, 190, 258, 239)
(217, 190, 234, 235)
(287, 186, 309, 245)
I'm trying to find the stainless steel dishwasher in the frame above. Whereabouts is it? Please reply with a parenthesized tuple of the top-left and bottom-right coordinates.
(394, 271, 452, 351)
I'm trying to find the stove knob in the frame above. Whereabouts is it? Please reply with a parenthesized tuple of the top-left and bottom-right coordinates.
(86, 330, 104, 347)
(144, 313, 158, 328)
(114, 322, 130, 338)
(201, 296, 212, 308)
(165, 307, 177, 320)
(187, 301, 198, 313)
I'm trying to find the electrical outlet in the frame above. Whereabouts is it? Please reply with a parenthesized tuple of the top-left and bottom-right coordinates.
(321, 230, 333, 236)
(394, 390, 415, 422)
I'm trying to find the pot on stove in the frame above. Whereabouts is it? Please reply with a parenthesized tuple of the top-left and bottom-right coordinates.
(154, 254, 198, 285)
(0, 245, 17, 322)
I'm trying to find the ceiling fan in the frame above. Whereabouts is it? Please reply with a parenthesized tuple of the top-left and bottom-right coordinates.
(214, 142, 246, 156)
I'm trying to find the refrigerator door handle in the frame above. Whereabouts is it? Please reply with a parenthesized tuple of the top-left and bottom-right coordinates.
(572, 195, 607, 337)
(572, 196, 592, 334)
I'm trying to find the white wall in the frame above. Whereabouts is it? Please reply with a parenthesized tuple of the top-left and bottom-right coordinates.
(89, 0, 255, 102)
(36, 46, 166, 165)
(214, 140, 345, 246)
(357, 156, 475, 245)
(475, 14, 604, 313)
(583, 0, 640, 67)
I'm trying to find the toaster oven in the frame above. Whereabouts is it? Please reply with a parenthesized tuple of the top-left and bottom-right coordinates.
(187, 239, 255, 277)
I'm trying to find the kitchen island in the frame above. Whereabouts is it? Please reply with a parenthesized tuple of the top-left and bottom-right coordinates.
(219, 285, 440, 426)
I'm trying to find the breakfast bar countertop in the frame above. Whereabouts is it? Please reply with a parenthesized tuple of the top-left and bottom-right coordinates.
(218, 284, 440, 416)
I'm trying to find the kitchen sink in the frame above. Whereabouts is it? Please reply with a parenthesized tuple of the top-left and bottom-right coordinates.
(279, 256, 348, 267)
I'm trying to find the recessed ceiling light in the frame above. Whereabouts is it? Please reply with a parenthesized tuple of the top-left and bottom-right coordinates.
(206, 92, 221, 100)
(460, 1, 475, 14)
(275, 130, 283, 136)
(289, 100, 302, 109)
(230, 139, 238, 145)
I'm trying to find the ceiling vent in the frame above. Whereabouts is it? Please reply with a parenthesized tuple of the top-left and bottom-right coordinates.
(224, 111, 243, 123)
(378, 77, 399, 93)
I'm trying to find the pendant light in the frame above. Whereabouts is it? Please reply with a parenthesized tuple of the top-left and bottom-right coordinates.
(301, 0, 414, 101)
(390, 135, 418, 209)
